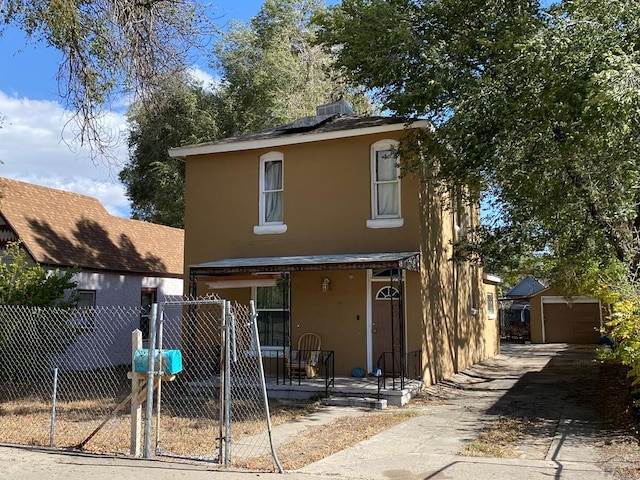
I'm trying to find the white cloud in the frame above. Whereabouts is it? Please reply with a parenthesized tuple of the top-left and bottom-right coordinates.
(187, 66, 220, 92)
(0, 91, 132, 218)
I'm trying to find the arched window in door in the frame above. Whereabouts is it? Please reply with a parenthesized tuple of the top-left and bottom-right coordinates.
(375, 286, 400, 300)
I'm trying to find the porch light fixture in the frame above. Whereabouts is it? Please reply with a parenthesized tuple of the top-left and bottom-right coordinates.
(322, 277, 330, 293)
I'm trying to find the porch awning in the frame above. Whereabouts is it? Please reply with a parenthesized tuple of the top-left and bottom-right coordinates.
(190, 252, 420, 275)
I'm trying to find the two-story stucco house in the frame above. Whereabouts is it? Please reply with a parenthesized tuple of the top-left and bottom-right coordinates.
(169, 102, 500, 388)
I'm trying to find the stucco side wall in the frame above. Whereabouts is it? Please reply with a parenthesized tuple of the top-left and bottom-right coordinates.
(417, 170, 496, 386)
(74, 271, 184, 306)
(530, 289, 545, 343)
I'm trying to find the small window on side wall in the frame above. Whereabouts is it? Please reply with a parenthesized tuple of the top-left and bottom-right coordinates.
(254, 152, 287, 235)
(73, 289, 96, 331)
(77, 289, 96, 308)
(487, 292, 496, 319)
(367, 140, 404, 229)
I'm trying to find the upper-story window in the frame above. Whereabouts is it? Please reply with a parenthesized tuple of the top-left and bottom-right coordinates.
(254, 152, 287, 235)
(367, 140, 404, 229)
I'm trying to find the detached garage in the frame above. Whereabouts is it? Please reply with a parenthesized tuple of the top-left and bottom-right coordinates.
(529, 287, 603, 344)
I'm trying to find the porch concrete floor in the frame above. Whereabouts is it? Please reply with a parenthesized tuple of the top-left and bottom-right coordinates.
(266, 375, 423, 406)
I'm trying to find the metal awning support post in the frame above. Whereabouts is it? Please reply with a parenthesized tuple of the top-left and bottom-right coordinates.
(398, 268, 406, 389)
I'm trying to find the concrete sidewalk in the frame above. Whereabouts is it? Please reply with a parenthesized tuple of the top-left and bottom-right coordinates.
(0, 344, 629, 479)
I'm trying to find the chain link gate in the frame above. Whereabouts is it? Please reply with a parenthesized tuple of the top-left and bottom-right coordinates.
(150, 297, 282, 471)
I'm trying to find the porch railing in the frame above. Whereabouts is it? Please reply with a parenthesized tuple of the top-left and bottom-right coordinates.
(376, 350, 422, 392)
(263, 349, 335, 394)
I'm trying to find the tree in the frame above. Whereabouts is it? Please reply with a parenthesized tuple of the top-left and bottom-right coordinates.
(319, 0, 640, 380)
(0, 242, 78, 307)
(120, 75, 219, 227)
(1, 0, 211, 156)
(319, 0, 640, 280)
(213, 0, 371, 136)
(0, 242, 80, 383)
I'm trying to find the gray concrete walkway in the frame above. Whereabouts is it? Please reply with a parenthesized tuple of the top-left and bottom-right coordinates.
(0, 343, 633, 479)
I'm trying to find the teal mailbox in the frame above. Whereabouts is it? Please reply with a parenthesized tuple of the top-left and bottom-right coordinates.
(134, 349, 183, 375)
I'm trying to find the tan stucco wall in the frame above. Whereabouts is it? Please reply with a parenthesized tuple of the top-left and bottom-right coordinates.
(417, 170, 498, 386)
(292, 270, 366, 376)
(183, 132, 421, 268)
(529, 288, 547, 343)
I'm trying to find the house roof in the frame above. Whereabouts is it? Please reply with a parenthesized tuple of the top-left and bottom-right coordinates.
(169, 115, 430, 158)
(504, 275, 547, 299)
(0, 177, 184, 277)
(190, 252, 421, 275)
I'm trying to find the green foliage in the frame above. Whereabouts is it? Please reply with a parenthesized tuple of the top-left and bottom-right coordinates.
(213, 0, 371, 136)
(320, 0, 640, 382)
(1, 0, 210, 155)
(320, 0, 640, 273)
(0, 242, 81, 383)
(0, 242, 78, 307)
(120, 75, 219, 228)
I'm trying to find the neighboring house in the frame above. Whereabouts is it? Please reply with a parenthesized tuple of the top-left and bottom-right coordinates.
(0, 177, 184, 366)
(529, 286, 603, 344)
(499, 275, 547, 340)
(169, 101, 500, 386)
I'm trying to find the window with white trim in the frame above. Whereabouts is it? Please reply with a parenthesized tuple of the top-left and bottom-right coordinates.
(367, 140, 404, 229)
(254, 152, 287, 235)
(487, 292, 496, 318)
(375, 286, 400, 300)
(254, 278, 289, 348)
(77, 289, 96, 308)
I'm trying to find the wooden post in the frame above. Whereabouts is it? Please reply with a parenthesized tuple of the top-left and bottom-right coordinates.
(130, 329, 143, 456)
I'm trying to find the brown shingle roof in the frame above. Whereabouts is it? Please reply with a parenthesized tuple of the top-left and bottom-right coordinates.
(0, 177, 183, 277)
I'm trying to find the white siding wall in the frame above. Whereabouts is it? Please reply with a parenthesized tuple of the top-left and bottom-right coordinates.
(74, 271, 183, 306)
(56, 272, 184, 370)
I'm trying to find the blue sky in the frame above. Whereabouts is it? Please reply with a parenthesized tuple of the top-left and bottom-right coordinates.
(0, 1, 276, 218)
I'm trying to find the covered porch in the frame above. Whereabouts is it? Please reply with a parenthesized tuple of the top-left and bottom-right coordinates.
(188, 252, 424, 398)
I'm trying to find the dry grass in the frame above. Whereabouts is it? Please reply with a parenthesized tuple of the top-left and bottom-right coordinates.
(0, 397, 322, 459)
(460, 416, 536, 458)
(237, 410, 418, 471)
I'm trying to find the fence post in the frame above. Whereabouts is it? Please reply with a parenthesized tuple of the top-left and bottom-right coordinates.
(130, 329, 143, 456)
(144, 303, 158, 459)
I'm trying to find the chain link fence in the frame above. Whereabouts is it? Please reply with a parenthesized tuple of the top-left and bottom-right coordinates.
(0, 300, 281, 472)
(0, 304, 142, 453)
(153, 298, 280, 470)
